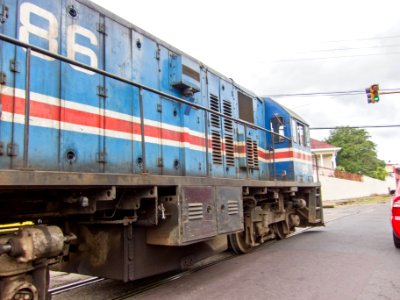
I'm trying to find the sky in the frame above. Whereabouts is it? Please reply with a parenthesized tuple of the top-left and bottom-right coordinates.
(92, 0, 400, 164)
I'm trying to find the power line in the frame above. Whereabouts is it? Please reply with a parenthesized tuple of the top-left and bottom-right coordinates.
(267, 88, 400, 98)
(298, 43, 400, 54)
(321, 34, 400, 44)
(310, 125, 400, 130)
(268, 91, 363, 97)
(264, 50, 400, 63)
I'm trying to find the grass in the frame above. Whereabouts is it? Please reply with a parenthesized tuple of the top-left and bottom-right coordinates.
(323, 194, 391, 208)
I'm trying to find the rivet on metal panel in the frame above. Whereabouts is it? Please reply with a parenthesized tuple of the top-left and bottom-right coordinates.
(0, 72, 6, 85)
(10, 59, 20, 73)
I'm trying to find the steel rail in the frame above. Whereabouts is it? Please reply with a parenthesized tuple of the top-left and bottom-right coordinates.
(110, 227, 315, 300)
(49, 276, 105, 295)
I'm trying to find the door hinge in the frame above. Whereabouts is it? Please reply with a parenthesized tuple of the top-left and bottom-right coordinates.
(0, 5, 9, 24)
(97, 23, 107, 35)
(155, 48, 161, 60)
(97, 86, 108, 98)
(10, 59, 20, 73)
(157, 158, 163, 167)
(0, 72, 6, 85)
(97, 151, 107, 163)
(7, 143, 18, 157)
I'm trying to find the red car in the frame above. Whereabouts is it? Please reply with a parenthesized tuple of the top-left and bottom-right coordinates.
(391, 178, 400, 248)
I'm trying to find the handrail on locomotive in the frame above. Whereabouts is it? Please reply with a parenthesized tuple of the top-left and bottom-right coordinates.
(0, 32, 288, 177)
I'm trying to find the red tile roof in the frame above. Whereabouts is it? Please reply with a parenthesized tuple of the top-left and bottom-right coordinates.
(310, 138, 339, 150)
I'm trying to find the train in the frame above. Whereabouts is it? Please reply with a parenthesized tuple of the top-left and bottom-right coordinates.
(0, 0, 323, 299)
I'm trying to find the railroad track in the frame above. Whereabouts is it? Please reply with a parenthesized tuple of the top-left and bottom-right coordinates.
(49, 252, 235, 299)
(49, 227, 318, 299)
(49, 276, 106, 295)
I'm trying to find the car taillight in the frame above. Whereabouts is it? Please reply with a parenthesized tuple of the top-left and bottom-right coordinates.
(392, 197, 400, 218)
(393, 197, 400, 207)
(393, 197, 400, 208)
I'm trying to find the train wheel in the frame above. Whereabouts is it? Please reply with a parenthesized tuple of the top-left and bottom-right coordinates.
(272, 221, 287, 240)
(229, 231, 254, 254)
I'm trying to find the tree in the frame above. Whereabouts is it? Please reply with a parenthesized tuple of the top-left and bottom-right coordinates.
(325, 127, 387, 180)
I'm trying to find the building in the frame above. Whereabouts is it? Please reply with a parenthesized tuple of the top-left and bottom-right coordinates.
(311, 138, 341, 177)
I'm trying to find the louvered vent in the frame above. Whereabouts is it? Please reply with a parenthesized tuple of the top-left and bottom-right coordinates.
(222, 101, 233, 131)
(210, 94, 222, 165)
(188, 202, 203, 220)
(227, 200, 239, 215)
(211, 131, 223, 164)
(210, 94, 220, 128)
(224, 134, 235, 166)
(246, 138, 259, 169)
(223, 100, 235, 166)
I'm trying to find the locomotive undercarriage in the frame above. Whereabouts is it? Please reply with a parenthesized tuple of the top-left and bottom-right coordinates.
(0, 172, 323, 300)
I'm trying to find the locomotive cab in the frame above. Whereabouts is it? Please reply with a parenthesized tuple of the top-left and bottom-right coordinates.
(265, 98, 314, 183)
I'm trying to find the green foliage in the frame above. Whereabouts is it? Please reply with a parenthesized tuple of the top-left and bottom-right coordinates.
(325, 127, 387, 180)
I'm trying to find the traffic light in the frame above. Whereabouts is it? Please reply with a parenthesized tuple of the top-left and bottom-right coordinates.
(371, 84, 379, 102)
(365, 87, 372, 103)
(365, 84, 380, 103)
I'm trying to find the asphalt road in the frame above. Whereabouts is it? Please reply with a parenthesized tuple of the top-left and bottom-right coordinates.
(134, 201, 400, 300)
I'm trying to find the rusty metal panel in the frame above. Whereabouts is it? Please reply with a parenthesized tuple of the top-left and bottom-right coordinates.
(146, 194, 180, 246)
(216, 186, 243, 234)
(181, 186, 217, 243)
(146, 186, 218, 246)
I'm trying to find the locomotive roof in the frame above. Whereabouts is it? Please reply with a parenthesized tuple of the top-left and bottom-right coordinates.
(77, 0, 259, 99)
(264, 97, 309, 125)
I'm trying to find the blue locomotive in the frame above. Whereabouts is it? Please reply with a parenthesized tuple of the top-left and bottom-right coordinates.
(0, 1, 323, 299)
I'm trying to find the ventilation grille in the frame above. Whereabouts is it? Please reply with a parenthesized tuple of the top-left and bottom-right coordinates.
(223, 100, 235, 166)
(222, 100, 233, 131)
(227, 200, 239, 215)
(210, 94, 221, 128)
(212, 131, 223, 164)
(210, 94, 222, 165)
(246, 138, 259, 169)
(224, 134, 235, 166)
(188, 203, 203, 220)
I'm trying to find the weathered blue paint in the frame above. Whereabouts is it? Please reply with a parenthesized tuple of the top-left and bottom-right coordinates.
(0, 0, 314, 183)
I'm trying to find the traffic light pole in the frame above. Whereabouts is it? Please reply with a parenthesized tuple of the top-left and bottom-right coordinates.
(378, 91, 400, 95)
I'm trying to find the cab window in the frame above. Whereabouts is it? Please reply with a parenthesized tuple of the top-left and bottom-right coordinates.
(292, 119, 309, 147)
(270, 115, 285, 143)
